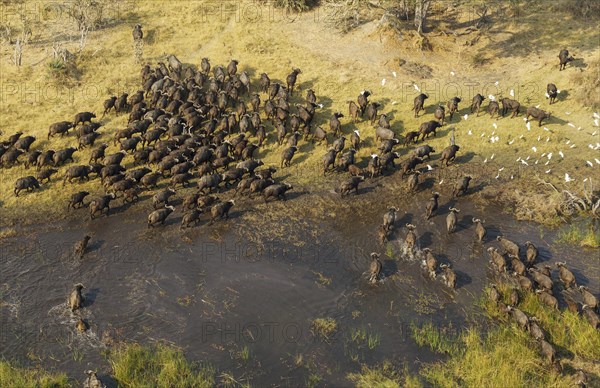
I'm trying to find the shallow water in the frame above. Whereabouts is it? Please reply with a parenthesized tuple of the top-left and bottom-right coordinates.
(1, 178, 598, 386)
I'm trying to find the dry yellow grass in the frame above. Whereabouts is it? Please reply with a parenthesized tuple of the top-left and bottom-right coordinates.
(0, 1, 598, 226)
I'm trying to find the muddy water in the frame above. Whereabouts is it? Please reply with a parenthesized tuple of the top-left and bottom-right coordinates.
(0, 180, 598, 386)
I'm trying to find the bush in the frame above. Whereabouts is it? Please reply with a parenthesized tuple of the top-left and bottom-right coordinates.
(46, 55, 81, 83)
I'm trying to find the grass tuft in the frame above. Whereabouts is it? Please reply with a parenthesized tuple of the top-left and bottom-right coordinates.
(557, 223, 600, 249)
(310, 317, 338, 340)
(410, 322, 461, 355)
(347, 361, 422, 388)
(0, 360, 69, 387)
(109, 343, 215, 388)
(420, 326, 571, 387)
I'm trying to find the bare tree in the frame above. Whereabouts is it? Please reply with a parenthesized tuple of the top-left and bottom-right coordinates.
(11, 10, 32, 66)
(67, 0, 104, 51)
(414, 0, 431, 34)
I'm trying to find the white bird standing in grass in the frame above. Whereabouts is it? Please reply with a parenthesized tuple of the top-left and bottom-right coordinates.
(594, 112, 600, 119)
(545, 169, 551, 174)
(468, 130, 473, 135)
(381, 78, 386, 86)
(509, 89, 514, 97)
(463, 114, 469, 121)
(508, 139, 515, 145)
(495, 81, 499, 86)
(595, 158, 600, 164)
(565, 173, 574, 182)
(489, 94, 496, 101)
(532, 146, 537, 152)
(414, 84, 420, 92)
(568, 123, 576, 128)
(427, 164, 433, 171)
(491, 154, 495, 160)
(593, 119, 599, 127)
(450, 71, 455, 76)
(586, 161, 594, 167)
(526, 121, 531, 131)
(547, 152, 552, 160)
(492, 122, 497, 129)
(559, 151, 564, 158)
(392, 71, 397, 78)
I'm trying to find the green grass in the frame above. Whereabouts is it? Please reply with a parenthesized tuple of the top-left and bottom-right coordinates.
(481, 284, 600, 361)
(557, 223, 600, 249)
(410, 322, 461, 355)
(310, 317, 338, 340)
(349, 327, 380, 350)
(238, 346, 251, 362)
(347, 361, 422, 388)
(414, 284, 600, 387)
(109, 343, 215, 388)
(0, 360, 70, 387)
(420, 326, 573, 388)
